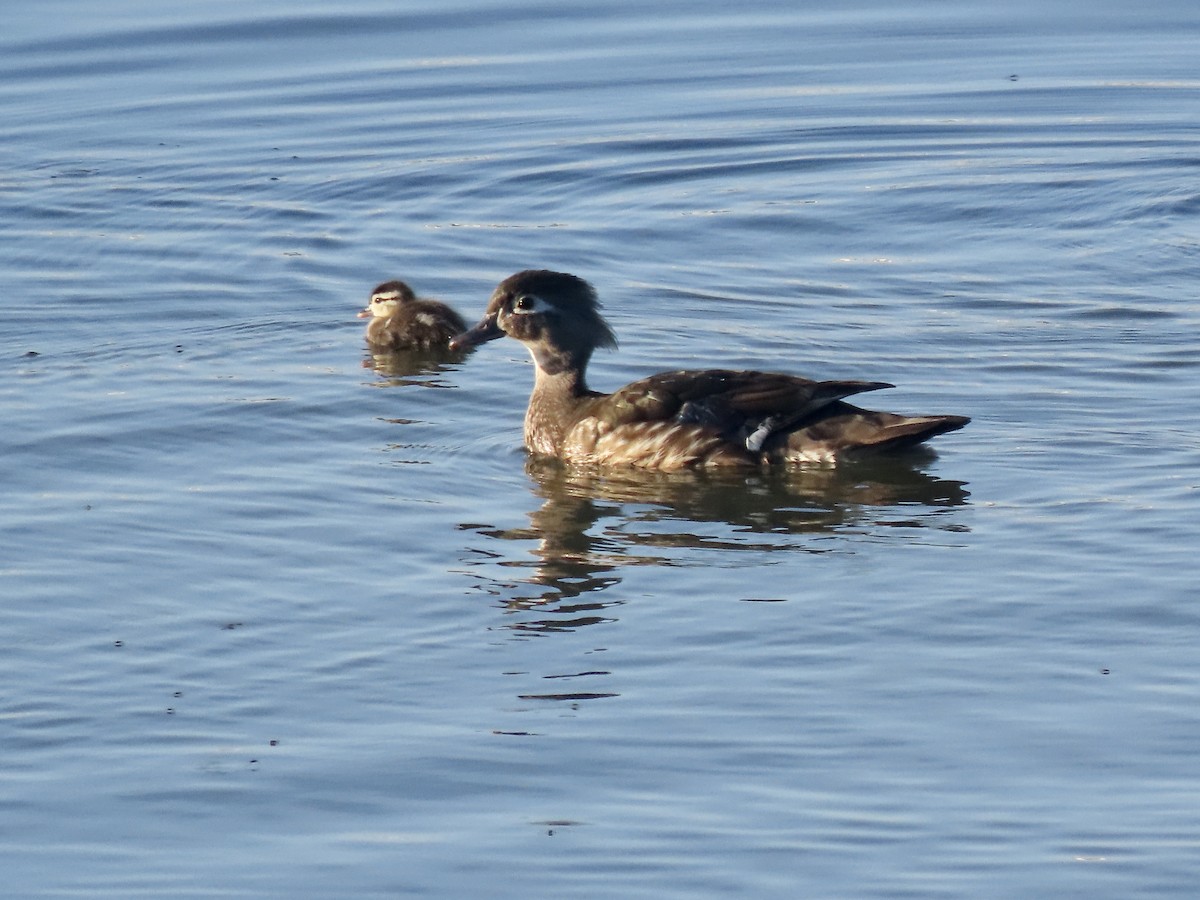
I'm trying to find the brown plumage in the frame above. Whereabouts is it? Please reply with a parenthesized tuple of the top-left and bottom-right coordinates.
(451, 270, 969, 469)
(358, 280, 468, 351)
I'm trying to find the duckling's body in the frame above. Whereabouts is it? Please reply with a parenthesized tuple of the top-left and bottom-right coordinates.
(452, 270, 968, 469)
(358, 280, 467, 351)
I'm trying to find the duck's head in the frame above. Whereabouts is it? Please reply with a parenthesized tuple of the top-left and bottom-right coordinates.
(358, 280, 417, 319)
(451, 270, 617, 375)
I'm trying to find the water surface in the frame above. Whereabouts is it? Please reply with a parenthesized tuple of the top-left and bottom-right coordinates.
(3, 1, 1200, 897)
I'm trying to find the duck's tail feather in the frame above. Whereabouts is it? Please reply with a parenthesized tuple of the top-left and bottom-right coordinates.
(778, 402, 970, 462)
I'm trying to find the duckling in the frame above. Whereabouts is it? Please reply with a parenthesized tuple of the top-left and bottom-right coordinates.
(358, 280, 468, 351)
(451, 270, 969, 469)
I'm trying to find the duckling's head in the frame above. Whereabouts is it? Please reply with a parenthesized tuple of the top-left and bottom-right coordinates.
(451, 270, 617, 375)
(358, 281, 417, 319)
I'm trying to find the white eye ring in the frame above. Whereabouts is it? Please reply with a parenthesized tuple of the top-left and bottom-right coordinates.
(511, 294, 550, 315)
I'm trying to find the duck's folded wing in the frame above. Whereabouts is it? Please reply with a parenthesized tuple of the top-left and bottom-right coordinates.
(595, 369, 892, 432)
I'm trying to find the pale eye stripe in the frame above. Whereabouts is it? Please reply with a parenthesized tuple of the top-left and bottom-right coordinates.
(512, 294, 553, 315)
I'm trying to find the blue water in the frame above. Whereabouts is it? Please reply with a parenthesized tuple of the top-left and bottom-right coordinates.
(3, 1, 1200, 897)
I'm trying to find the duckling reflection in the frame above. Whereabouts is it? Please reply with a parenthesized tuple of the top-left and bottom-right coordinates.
(461, 454, 969, 623)
(362, 347, 469, 381)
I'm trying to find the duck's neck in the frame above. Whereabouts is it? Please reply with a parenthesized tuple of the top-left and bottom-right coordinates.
(525, 364, 590, 456)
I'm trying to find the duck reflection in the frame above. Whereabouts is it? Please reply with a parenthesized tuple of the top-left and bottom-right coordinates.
(461, 454, 969, 628)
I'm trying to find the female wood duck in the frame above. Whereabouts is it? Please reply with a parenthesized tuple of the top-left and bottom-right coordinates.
(358, 280, 468, 351)
(451, 270, 969, 468)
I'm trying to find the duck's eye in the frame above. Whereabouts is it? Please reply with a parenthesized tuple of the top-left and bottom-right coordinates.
(513, 295, 537, 313)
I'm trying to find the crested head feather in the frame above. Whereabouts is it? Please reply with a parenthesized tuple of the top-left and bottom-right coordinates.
(499, 270, 618, 351)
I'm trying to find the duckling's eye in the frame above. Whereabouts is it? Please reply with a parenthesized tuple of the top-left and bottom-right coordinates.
(513, 295, 537, 313)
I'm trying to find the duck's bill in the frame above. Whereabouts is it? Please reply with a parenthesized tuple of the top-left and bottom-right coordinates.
(356, 308, 372, 318)
(449, 314, 503, 351)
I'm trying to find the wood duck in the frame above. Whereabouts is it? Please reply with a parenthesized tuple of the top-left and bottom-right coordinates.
(358, 280, 468, 351)
(451, 270, 969, 469)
